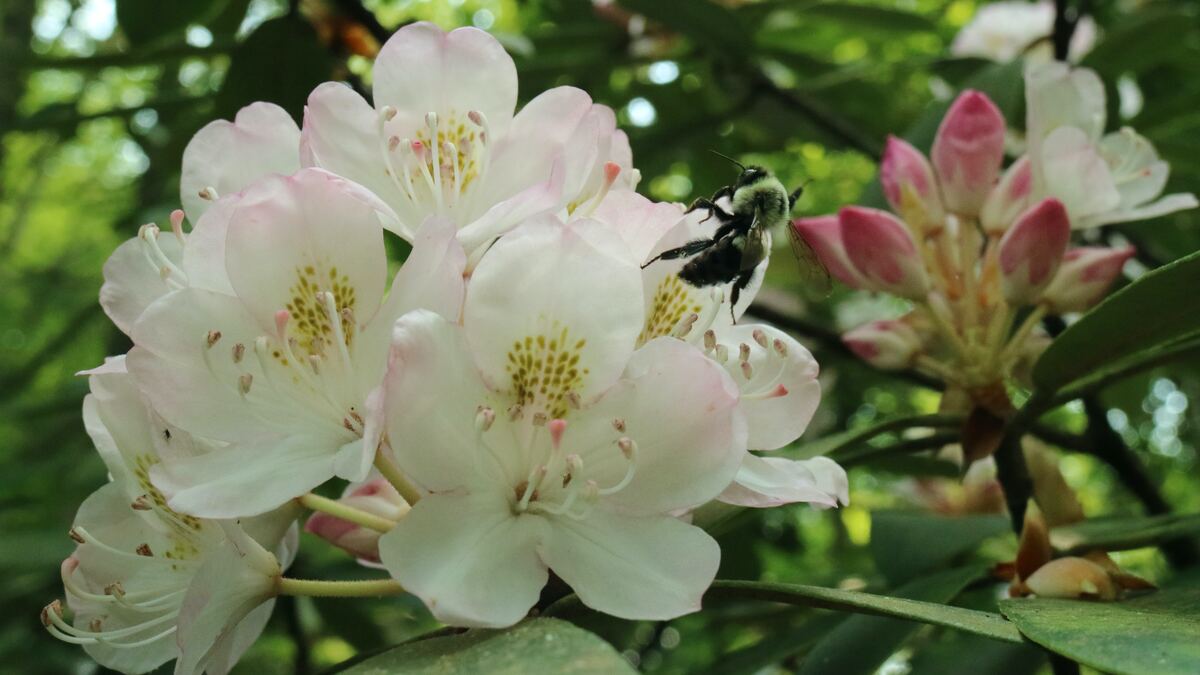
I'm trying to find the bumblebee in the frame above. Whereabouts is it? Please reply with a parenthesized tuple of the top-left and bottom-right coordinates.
(643, 156, 823, 317)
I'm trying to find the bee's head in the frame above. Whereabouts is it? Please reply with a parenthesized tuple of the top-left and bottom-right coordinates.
(735, 165, 768, 189)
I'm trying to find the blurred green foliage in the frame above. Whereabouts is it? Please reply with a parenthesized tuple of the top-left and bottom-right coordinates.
(2, 0, 1199, 673)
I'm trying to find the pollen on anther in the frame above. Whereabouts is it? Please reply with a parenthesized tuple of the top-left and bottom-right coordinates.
(612, 417, 626, 433)
(741, 360, 754, 380)
(135, 543, 154, 557)
(753, 329, 768, 348)
(238, 373, 253, 396)
(739, 343, 751, 362)
(68, 528, 84, 544)
(773, 339, 788, 357)
(206, 330, 222, 348)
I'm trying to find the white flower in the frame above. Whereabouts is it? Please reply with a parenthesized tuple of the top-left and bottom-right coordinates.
(299, 22, 634, 257)
(127, 169, 466, 518)
(101, 103, 304, 335)
(370, 216, 746, 627)
(46, 360, 296, 675)
(950, 1, 1096, 64)
(1025, 62, 1198, 228)
(597, 193, 848, 509)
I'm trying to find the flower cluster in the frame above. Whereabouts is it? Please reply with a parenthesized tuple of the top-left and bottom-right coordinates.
(796, 63, 1195, 412)
(47, 23, 845, 672)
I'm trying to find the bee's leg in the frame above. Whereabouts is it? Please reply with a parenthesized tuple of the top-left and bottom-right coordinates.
(710, 185, 735, 203)
(728, 268, 756, 323)
(685, 198, 735, 224)
(641, 238, 716, 269)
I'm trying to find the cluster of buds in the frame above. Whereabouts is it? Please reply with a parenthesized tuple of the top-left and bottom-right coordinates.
(796, 88, 1136, 403)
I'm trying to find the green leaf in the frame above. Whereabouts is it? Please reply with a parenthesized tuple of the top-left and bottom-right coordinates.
(1000, 578, 1200, 675)
(870, 512, 1011, 583)
(1050, 512, 1200, 555)
(1033, 250, 1200, 394)
(797, 566, 996, 675)
(618, 0, 751, 56)
(116, 0, 231, 47)
(704, 577, 1023, 644)
(336, 618, 635, 674)
(1083, 7, 1200, 76)
(800, 2, 937, 34)
(214, 16, 337, 121)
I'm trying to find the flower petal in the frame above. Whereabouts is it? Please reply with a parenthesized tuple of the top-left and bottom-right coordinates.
(539, 509, 718, 621)
(1039, 126, 1121, 224)
(592, 189, 686, 265)
(709, 323, 822, 451)
(101, 231, 186, 335)
(180, 103, 300, 222)
(1080, 193, 1200, 228)
(580, 337, 745, 515)
(378, 491, 548, 628)
(464, 215, 643, 413)
(376, 310, 494, 493)
(719, 453, 847, 508)
(373, 23, 517, 138)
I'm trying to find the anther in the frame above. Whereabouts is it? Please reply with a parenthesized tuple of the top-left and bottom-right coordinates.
(232, 342, 245, 363)
(340, 307, 356, 327)
(714, 344, 730, 363)
(135, 543, 153, 557)
(89, 618, 103, 633)
(130, 496, 152, 511)
(566, 392, 582, 410)
(612, 418, 626, 433)
(741, 360, 754, 380)
(381, 106, 397, 122)
(308, 354, 322, 374)
(198, 186, 218, 201)
(238, 373, 253, 396)
(548, 419, 567, 450)
(41, 601, 63, 626)
(753, 329, 768, 348)
(425, 112, 438, 129)
(507, 404, 524, 421)
(388, 136, 401, 151)
(468, 110, 485, 127)
(773, 338, 788, 357)
(475, 406, 496, 432)
(703, 330, 717, 351)
(673, 313, 699, 338)
(617, 437, 636, 459)
(532, 412, 548, 427)
(104, 582, 125, 598)
(68, 528, 85, 544)
(739, 343, 751, 362)
(206, 330, 222, 348)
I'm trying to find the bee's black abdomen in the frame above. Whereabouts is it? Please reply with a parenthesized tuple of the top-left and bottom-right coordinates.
(679, 238, 742, 287)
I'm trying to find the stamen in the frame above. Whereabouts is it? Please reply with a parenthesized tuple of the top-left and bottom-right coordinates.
(773, 338, 788, 357)
(425, 113, 445, 206)
(532, 412, 548, 427)
(232, 342, 245, 363)
(703, 330, 717, 351)
(388, 136, 400, 151)
(507, 404, 524, 421)
(598, 437, 639, 496)
(548, 419, 567, 450)
(130, 496, 152, 511)
(238, 373, 253, 397)
(672, 313, 699, 338)
(739, 343, 751, 362)
(612, 418, 626, 433)
(308, 355, 322, 374)
(475, 406, 496, 432)
(741, 360, 754, 380)
(198, 186, 218, 201)
(138, 224, 187, 286)
(206, 330, 222, 348)
(69, 528, 85, 544)
(136, 543, 153, 557)
(579, 162, 622, 217)
(753, 329, 768, 348)
(566, 392, 582, 410)
(444, 141, 461, 202)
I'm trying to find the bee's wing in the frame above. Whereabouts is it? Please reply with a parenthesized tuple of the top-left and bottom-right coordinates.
(787, 220, 833, 296)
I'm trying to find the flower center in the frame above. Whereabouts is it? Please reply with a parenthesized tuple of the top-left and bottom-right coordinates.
(704, 328, 794, 401)
(377, 107, 492, 219)
(504, 321, 589, 419)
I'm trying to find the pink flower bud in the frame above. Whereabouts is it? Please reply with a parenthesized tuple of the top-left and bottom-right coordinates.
(304, 478, 410, 562)
(998, 198, 1071, 306)
(931, 90, 1006, 215)
(839, 206, 930, 300)
(980, 155, 1034, 234)
(791, 216, 869, 288)
(1025, 557, 1117, 600)
(843, 319, 924, 370)
(1041, 246, 1134, 313)
(880, 136, 945, 230)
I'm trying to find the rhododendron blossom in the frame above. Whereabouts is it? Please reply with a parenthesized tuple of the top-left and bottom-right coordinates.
(951, 0, 1096, 63)
(47, 361, 295, 675)
(300, 22, 634, 259)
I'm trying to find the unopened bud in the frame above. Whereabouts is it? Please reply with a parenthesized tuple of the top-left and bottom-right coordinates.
(1041, 246, 1135, 314)
(931, 90, 1006, 215)
(981, 155, 1034, 234)
(791, 216, 870, 288)
(881, 135, 945, 231)
(839, 206, 930, 301)
(998, 198, 1071, 306)
(305, 478, 410, 563)
(842, 319, 924, 370)
(1025, 557, 1118, 600)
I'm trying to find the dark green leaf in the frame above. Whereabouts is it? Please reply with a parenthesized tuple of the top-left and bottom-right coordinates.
(214, 16, 337, 122)
(117, 0, 231, 47)
(797, 566, 996, 675)
(1083, 8, 1200, 76)
(618, 0, 751, 56)
(1050, 512, 1200, 555)
(336, 618, 635, 674)
(871, 511, 1011, 583)
(1033, 250, 1200, 394)
(800, 2, 937, 34)
(1000, 578, 1200, 675)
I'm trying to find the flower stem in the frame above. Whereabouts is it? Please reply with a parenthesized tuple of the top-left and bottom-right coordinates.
(374, 449, 422, 506)
(999, 305, 1047, 366)
(277, 577, 405, 598)
(296, 493, 394, 533)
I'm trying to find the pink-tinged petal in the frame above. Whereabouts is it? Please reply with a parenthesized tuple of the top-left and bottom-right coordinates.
(301, 82, 419, 239)
(980, 155, 1035, 234)
(464, 215, 644, 413)
(839, 207, 930, 300)
(375, 310, 495, 493)
(842, 319, 924, 370)
(1039, 127, 1121, 223)
(539, 510, 718, 621)
(591, 189, 686, 264)
(931, 90, 1006, 215)
(998, 198, 1071, 305)
(708, 323, 821, 451)
(719, 454, 848, 508)
(791, 216, 869, 288)
(1025, 63, 1107, 160)
(151, 433, 347, 518)
(454, 157, 566, 257)
(304, 476, 408, 562)
(377, 491, 549, 628)
(373, 23, 517, 138)
(578, 337, 745, 516)
(1041, 246, 1134, 313)
(175, 523, 280, 675)
(222, 169, 388, 338)
(100, 230, 185, 335)
(180, 102, 300, 222)
(1080, 193, 1200, 229)
(881, 135, 945, 229)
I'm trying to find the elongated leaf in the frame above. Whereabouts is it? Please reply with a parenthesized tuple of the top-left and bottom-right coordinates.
(1033, 250, 1200, 393)
(1051, 512, 1200, 555)
(337, 618, 634, 674)
(1000, 579, 1200, 675)
(871, 512, 1011, 583)
(797, 566, 991, 675)
(214, 16, 336, 120)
